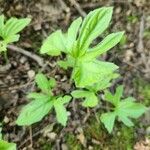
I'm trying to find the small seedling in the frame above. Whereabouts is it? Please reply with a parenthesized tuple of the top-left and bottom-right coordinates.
(16, 73, 71, 126)
(100, 86, 147, 133)
(0, 15, 31, 56)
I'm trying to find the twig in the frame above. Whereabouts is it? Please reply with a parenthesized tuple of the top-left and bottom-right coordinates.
(57, 0, 70, 12)
(0, 64, 11, 72)
(69, 0, 86, 17)
(8, 45, 44, 67)
(29, 126, 33, 148)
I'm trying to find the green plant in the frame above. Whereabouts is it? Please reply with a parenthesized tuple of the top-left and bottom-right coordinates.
(16, 7, 146, 135)
(16, 73, 71, 126)
(0, 15, 31, 54)
(40, 7, 124, 88)
(0, 124, 16, 150)
(100, 86, 146, 133)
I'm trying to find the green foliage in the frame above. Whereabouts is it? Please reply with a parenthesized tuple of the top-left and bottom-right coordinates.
(16, 73, 71, 126)
(40, 7, 124, 88)
(71, 72, 118, 107)
(0, 125, 16, 150)
(100, 86, 146, 133)
(12, 7, 146, 135)
(0, 15, 31, 53)
(0, 140, 16, 150)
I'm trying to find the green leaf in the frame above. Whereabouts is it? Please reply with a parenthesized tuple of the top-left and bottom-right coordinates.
(118, 114, 134, 127)
(54, 96, 71, 126)
(0, 41, 7, 53)
(66, 17, 82, 52)
(103, 86, 146, 130)
(71, 90, 98, 107)
(57, 55, 75, 69)
(104, 85, 123, 106)
(0, 140, 16, 150)
(117, 97, 146, 119)
(100, 112, 116, 133)
(16, 98, 53, 126)
(49, 78, 56, 88)
(76, 7, 113, 56)
(4, 34, 20, 43)
(87, 73, 119, 92)
(27, 92, 50, 100)
(35, 73, 50, 93)
(83, 32, 124, 61)
(2, 18, 31, 39)
(73, 59, 118, 87)
(40, 30, 66, 56)
(0, 15, 5, 36)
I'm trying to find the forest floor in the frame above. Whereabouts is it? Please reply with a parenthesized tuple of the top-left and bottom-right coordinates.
(0, 0, 150, 149)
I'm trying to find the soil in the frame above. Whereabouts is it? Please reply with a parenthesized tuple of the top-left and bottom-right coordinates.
(0, 0, 150, 149)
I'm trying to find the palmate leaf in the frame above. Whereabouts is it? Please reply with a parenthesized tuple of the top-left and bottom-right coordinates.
(71, 90, 98, 107)
(75, 7, 113, 56)
(16, 97, 53, 126)
(100, 86, 146, 133)
(0, 140, 16, 150)
(72, 59, 118, 87)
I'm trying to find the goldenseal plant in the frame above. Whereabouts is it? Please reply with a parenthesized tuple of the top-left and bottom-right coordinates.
(40, 7, 123, 88)
(16, 7, 147, 134)
(0, 15, 31, 54)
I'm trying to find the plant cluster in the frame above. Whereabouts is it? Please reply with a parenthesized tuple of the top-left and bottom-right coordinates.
(0, 7, 147, 149)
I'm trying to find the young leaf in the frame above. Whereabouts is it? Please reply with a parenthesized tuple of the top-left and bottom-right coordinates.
(54, 96, 71, 126)
(76, 7, 113, 55)
(0, 15, 4, 36)
(2, 18, 31, 38)
(87, 73, 119, 92)
(27, 92, 50, 100)
(35, 73, 50, 93)
(66, 17, 82, 52)
(104, 85, 123, 106)
(40, 30, 66, 56)
(102, 86, 147, 133)
(71, 90, 98, 107)
(16, 98, 53, 126)
(100, 112, 116, 134)
(117, 97, 146, 119)
(83, 32, 124, 61)
(73, 59, 118, 87)
(0, 140, 16, 150)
